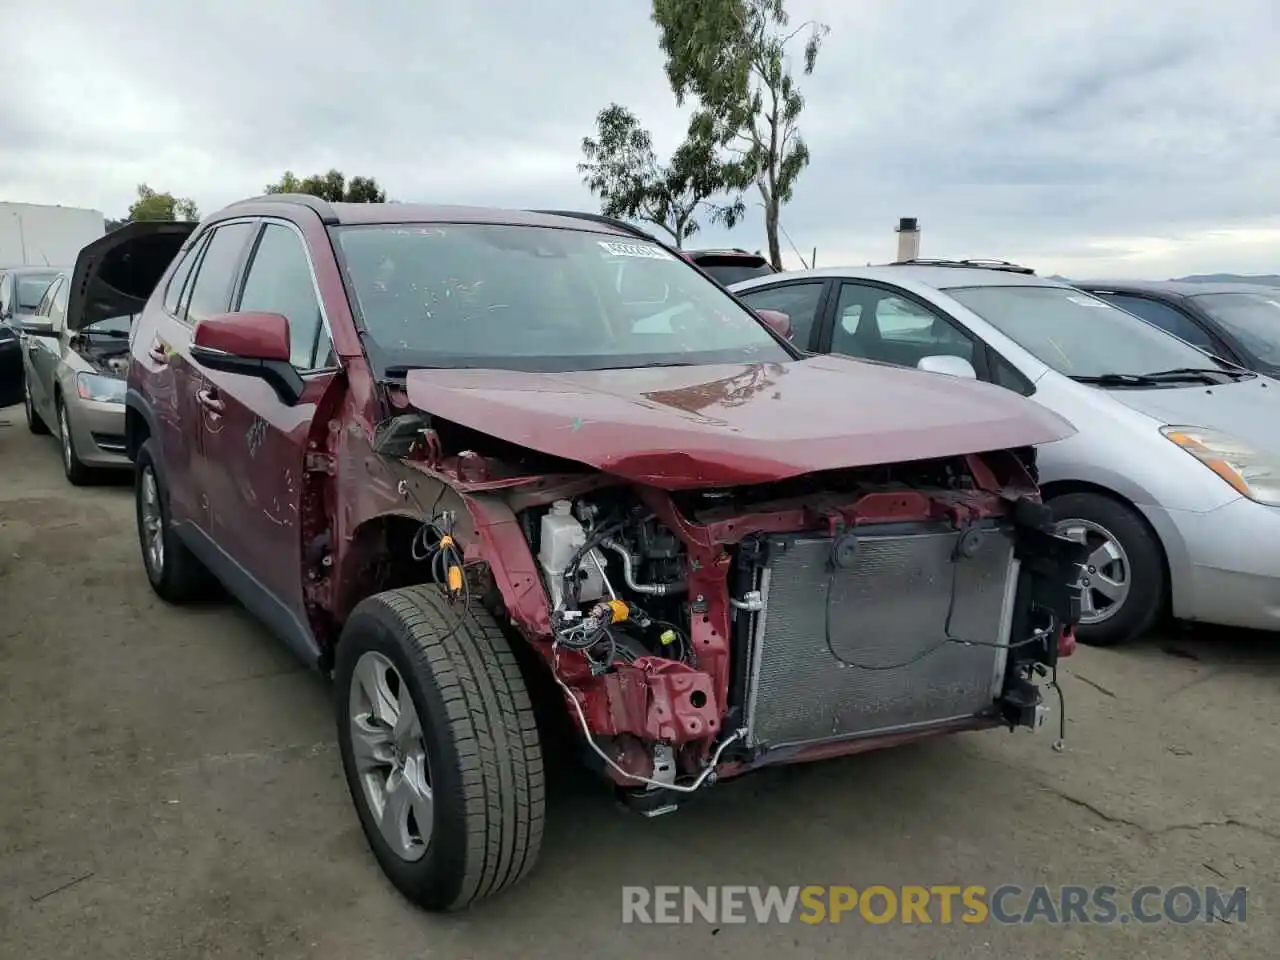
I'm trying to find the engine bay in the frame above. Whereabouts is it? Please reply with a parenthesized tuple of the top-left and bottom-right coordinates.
(72, 327, 131, 378)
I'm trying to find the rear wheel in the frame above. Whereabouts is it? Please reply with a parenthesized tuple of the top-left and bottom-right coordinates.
(24, 378, 48, 435)
(335, 585, 545, 910)
(135, 438, 216, 602)
(1048, 491, 1166, 646)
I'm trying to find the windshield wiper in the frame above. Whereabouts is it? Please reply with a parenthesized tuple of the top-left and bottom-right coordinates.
(383, 363, 473, 378)
(1137, 366, 1252, 383)
(602, 361, 698, 370)
(1069, 373, 1162, 387)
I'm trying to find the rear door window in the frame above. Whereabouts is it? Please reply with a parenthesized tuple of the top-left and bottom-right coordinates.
(163, 236, 208, 317)
(184, 222, 256, 324)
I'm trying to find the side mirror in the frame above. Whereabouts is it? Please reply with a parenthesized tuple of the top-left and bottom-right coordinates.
(756, 308, 793, 341)
(917, 354, 977, 379)
(17, 317, 55, 337)
(190, 311, 304, 405)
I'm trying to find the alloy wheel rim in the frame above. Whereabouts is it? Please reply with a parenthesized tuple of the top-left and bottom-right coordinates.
(1054, 518, 1131, 624)
(348, 651, 434, 862)
(140, 467, 165, 575)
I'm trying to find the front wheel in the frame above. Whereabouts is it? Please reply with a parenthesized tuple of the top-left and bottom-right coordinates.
(1048, 491, 1167, 646)
(24, 378, 48, 435)
(134, 439, 216, 602)
(335, 585, 545, 911)
(58, 399, 94, 485)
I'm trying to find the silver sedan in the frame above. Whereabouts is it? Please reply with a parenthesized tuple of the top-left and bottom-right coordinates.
(732, 262, 1280, 646)
(18, 269, 130, 484)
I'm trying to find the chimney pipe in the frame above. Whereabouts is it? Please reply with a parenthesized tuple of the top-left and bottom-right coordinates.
(896, 217, 920, 261)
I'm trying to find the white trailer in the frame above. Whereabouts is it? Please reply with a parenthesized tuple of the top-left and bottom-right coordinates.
(0, 202, 107, 268)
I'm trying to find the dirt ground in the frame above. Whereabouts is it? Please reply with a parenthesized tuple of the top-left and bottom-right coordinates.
(0, 402, 1276, 959)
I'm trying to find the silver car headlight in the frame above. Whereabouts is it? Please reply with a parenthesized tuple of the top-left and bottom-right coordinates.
(76, 372, 126, 404)
(1161, 425, 1280, 506)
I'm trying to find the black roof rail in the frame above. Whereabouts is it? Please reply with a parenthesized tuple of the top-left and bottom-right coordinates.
(888, 257, 1036, 275)
(528, 210, 662, 243)
(230, 193, 340, 225)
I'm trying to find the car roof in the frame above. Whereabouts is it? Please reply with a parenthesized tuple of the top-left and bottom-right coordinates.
(1073, 278, 1280, 298)
(215, 195, 639, 236)
(731, 263, 1065, 292)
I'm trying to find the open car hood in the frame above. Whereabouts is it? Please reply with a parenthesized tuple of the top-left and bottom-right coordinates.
(405, 355, 1075, 489)
(67, 220, 197, 331)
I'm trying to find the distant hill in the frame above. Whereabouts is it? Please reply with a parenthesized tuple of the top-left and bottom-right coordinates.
(1173, 273, 1280, 285)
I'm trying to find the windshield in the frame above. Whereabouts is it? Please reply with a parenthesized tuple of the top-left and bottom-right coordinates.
(1192, 292, 1280, 363)
(945, 285, 1225, 379)
(332, 225, 788, 376)
(16, 274, 57, 312)
(333, 223, 792, 374)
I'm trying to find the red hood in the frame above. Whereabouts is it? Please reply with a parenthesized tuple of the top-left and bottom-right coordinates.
(404, 356, 1075, 489)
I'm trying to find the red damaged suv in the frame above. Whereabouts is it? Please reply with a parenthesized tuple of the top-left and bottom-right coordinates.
(79, 197, 1086, 910)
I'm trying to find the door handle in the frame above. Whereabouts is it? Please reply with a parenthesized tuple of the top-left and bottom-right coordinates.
(196, 388, 224, 414)
(148, 342, 169, 363)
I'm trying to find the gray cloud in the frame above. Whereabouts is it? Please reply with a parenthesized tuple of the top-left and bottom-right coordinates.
(1, 0, 1277, 276)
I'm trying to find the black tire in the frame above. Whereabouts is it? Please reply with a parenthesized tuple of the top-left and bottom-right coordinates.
(135, 438, 216, 602)
(1047, 491, 1166, 647)
(57, 398, 95, 486)
(24, 378, 49, 435)
(335, 585, 545, 911)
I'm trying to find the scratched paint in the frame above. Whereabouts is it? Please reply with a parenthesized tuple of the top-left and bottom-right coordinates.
(246, 417, 267, 457)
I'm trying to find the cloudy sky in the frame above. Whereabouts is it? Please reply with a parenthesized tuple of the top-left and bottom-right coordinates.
(3, 0, 1278, 277)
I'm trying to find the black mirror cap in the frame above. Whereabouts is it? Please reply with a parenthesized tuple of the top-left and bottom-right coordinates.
(190, 345, 304, 406)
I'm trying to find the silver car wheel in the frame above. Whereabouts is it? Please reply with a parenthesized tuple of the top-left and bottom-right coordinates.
(59, 406, 73, 472)
(139, 466, 165, 576)
(1054, 518, 1130, 624)
(348, 651, 433, 862)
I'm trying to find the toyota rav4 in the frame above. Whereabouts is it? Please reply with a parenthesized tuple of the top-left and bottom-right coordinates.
(87, 197, 1086, 911)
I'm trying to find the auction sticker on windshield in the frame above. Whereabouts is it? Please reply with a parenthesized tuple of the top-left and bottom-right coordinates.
(1066, 295, 1109, 307)
(598, 240, 674, 260)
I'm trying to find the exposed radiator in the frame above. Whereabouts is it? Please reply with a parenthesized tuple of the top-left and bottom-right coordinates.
(744, 522, 1019, 749)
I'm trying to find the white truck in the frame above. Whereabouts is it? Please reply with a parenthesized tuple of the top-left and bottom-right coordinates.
(0, 202, 107, 268)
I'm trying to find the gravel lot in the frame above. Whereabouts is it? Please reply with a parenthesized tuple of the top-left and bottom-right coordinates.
(1, 402, 1275, 959)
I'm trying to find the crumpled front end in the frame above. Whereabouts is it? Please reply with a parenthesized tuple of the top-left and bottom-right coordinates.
(364, 409, 1085, 815)
(497, 448, 1086, 812)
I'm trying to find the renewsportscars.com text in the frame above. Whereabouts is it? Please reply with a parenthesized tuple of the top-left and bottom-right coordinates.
(621, 884, 1247, 925)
